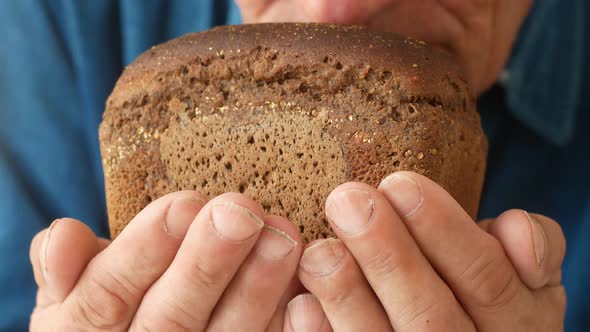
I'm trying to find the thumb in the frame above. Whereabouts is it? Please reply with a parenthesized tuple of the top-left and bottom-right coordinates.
(486, 210, 565, 289)
(30, 218, 105, 304)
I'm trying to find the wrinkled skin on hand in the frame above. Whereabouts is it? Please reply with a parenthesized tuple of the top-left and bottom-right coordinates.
(30, 192, 304, 331)
(29, 172, 566, 331)
(289, 172, 566, 331)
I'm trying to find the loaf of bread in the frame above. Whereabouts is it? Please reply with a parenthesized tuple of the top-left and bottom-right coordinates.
(100, 23, 487, 242)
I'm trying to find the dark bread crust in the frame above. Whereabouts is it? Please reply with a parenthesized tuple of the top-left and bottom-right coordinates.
(110, 23, 467, 110)
(100, 23, 487, 242)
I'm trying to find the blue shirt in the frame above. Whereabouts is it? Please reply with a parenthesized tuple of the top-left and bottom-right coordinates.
(0, 0, 588, 330)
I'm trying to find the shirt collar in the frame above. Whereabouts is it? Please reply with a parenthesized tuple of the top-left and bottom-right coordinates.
(501, 0, 585, 146)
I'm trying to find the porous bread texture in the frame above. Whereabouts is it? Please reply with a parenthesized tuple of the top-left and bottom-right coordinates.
(161, 106, 347, 240)
(100, 23, 488, 242)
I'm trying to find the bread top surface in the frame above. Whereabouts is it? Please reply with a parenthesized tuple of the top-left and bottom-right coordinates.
(108, 23, 470, 111)
(100, 23, 487, 241)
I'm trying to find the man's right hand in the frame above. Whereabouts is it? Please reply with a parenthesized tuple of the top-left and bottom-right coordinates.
(29, 191, 303, 331)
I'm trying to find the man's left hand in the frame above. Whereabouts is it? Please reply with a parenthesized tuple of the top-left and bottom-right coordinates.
(286, 172, 566, 331)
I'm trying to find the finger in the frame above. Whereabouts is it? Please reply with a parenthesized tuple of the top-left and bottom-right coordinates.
(207, 215, 302, 331)
(266, 277, 305, 332)
(30, 218, 100, 304)
(325, 182, 475, 331)
(483, 216, 564, 285)
(284, 294, 333, 332)
(131, 193, 265, 331)
(378, 172, 536, 330)
(63, 191, 207, 330)
(298, 238, 393, 331)
(486, 210, 566, 289)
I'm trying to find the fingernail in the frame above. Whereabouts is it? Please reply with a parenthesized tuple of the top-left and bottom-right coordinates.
(300, 238, 346, 276)
(40, 219, 61, 281)
(210, 202, 264, 241)
(325, 190, 374, 235)
(164, 197, 206, 238)
(254, 225, 297, 260)
(378, 173, 423, 217)
(525, 211, 546, 266)
(287, 294, 327, 332)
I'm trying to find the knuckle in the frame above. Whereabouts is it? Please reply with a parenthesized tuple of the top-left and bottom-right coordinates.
(319, 270, 357, 305)
(133, 284, 208, 331)
(135, 312, 192, 332)
(396, 296, 443, 329)
(460, 242, 520, 309)
(158, 297, 202, 331)
(475, 269, 519, 310)
(71, 270, 137, 329)
(131, 284, 205, 332)
(321, 283, 352, 306)
(184, 257, 221, 292)
(364, 248, 403, 279)
(105, 269, 143, 299)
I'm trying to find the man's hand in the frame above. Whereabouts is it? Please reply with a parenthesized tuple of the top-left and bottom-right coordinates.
(29, 191, 303, 331)
(288, 172, 566, 331)
(236, 0, 532, 95)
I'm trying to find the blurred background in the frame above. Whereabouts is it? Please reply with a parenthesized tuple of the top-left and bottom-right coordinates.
(0, 0, 588, 330)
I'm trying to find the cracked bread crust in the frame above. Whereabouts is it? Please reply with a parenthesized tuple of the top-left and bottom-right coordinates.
(100, 23, 488, 242)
